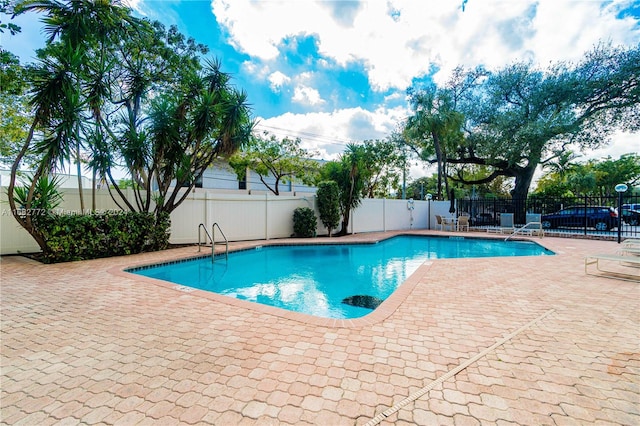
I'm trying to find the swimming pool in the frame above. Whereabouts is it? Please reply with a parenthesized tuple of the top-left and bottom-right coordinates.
(130, 236, 553, 319)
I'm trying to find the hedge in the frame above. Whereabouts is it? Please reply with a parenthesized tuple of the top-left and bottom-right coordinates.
(33, 211, 170, 263)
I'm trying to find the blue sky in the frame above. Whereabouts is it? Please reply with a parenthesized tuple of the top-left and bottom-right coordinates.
(3, 0, 640, 177)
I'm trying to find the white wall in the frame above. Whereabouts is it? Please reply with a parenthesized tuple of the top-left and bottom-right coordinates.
(0, 186, 452, 255)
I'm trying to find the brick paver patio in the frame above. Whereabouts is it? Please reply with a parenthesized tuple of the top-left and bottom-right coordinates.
(1, 231, 638, 425)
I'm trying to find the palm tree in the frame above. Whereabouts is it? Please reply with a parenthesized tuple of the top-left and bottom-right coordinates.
(404, 88, 464, 200)
(7, 43, 83, 249)
(133, 61, 253, 217)
(14, 0, 143, 211)
(8, 0, 145, 251)
(321, 144, 366, 235)
(10, 0, 253, 254)
(543, 150, 580, 179)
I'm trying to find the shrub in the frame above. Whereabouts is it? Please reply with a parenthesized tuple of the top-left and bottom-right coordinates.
(33, 211, 170, 263)
(316, 181, 340, 236)
(293, 207, 317, 238)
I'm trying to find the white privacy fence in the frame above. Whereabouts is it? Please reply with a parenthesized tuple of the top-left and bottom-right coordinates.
(0, 187, 453, 255)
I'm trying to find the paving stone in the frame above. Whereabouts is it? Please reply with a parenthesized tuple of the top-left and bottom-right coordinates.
(1, 235, 638, 425)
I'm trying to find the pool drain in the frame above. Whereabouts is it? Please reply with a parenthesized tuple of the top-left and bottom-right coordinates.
(363, 308, 556, 426)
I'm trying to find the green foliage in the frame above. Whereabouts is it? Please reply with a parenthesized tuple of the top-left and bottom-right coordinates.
(316, 181, 340, 236)
(8, 0, 253, 254)
(359, 138, 406, 198)
(33, 211, 170, 263)
(0, 51, 31, 165)
(404, 43, 640, 200)
(12, 174, 63, 212)
(404, 86, 465, 200)
(228, 133, 320, 195)
(292, 207, 317, 238)
(0, 0, 20, 35)
(534, 153, 640, 197)
(405, 176, 437, 200)
(319, 144, 367, 235)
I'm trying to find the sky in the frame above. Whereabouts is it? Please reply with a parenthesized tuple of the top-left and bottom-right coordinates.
(2, 0, 640, 180)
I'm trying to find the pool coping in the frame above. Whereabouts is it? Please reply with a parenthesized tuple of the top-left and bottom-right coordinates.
(109, 232, 553, 329)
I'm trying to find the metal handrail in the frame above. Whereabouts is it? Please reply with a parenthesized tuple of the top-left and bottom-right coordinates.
(198, 223, 214, 261)
(212, 222, 228, 261)
(198, 223, 213, 250)
(198, 223, 229, 262)
(505, 222, 544, 241)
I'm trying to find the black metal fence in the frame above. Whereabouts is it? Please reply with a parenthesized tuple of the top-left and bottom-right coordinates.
(457, 194, 640, 238)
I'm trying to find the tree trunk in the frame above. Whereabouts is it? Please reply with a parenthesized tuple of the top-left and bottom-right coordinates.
(7, 123, 49, 251)
(339, 208, 350, 235)
(510, 165, 536, 223)
(92, 168, 97, 212)
(76, 142, 85, 212)
(432, 132, 444, 199)
(511, 167, 535, 200)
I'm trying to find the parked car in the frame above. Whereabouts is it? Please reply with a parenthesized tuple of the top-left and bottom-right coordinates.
(621, 209, 640, 226)
(622, 203, 640, 211)
(541, 206, 618, 231)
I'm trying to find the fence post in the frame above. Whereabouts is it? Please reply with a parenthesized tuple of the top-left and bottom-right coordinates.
(265, 193, 269, 240)
(383, 198, 387, 232)
(583, 195, 588, 236)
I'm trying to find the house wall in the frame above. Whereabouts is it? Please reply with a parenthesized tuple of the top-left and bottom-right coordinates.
(199, 161, 318, 195)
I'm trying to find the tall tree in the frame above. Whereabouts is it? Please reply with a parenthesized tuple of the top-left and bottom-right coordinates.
(316, 180, 340, 237)
(228, 133, 320, 195)
(14, 0, 143, 211)
(320, 144, 366, 235)
(8, 0, 253, 253)
(449, 43, 640, 201)
(8, 0, 144, 248)
(403, 86, 465, 200)
(359, 138, 406, 198)
(118, 57, 253, 216)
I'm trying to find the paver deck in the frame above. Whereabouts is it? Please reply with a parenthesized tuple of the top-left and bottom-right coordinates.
(1, 231, 638, 425)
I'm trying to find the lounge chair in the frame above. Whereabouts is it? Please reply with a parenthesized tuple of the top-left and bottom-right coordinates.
(622, 239, 640, 248)
(487, 213, 515, 234)
(585, 252, 640, 282)
(618, 246, 640, 256)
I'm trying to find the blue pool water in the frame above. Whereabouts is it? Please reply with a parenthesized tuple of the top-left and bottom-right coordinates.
(130, 236, 553, 319)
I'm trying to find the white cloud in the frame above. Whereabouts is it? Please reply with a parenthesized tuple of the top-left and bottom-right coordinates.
(241, 61, 270, 78)
(211, 0, 639, 91)
(292, 86, 325, 106)
(267, 71, 291, 91)
(582, 131, 640, 161)
(123, 0, 143, 14)
(255, 106, 408, 160)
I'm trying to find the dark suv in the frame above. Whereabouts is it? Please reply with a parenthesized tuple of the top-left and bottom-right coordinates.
(541, 206, 618, 231)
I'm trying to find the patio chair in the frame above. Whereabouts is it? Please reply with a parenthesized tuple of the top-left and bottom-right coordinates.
(435, 215, 444, 231)
(457, 215, 469, 232)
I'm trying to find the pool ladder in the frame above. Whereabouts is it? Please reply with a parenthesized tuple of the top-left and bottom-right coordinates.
(198, 223, 228, 262)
